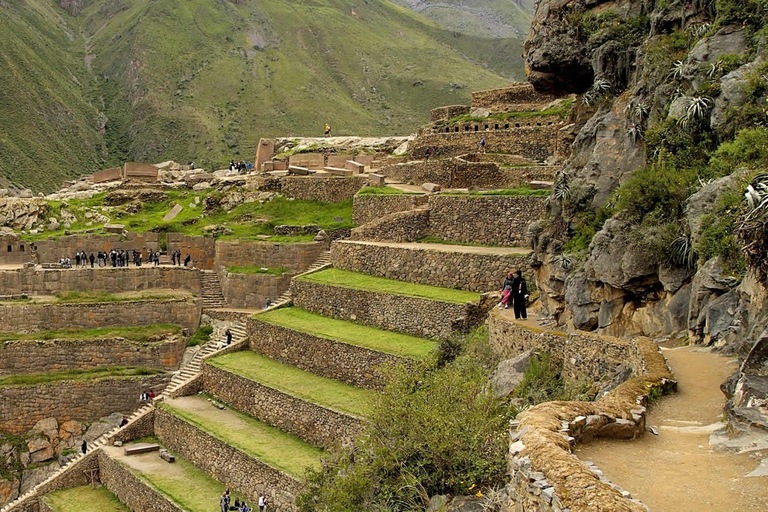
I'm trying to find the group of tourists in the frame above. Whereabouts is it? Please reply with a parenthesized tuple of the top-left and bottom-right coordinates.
(220, 489, 268, 512)
(229, 161, 252, 173)
(500, 270, 529, 320)
(60, 248, 191, 268)
(139, 390, 156, 403)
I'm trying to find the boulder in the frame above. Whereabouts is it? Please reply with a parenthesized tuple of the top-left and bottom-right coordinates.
(586, 218, 659, 291)
(192, 182, 212, 191)
(712, 56, 766, 135)
(104, 223, 125, 234)
(0, 478, 19, 506)
(422, 182, 441, 193)
(27, 438, 53, 464)
(20, 463, 58, 494)
(490, 349, 534, 397)
(31, 418, 59, 440)
(446, 496, 485, 512)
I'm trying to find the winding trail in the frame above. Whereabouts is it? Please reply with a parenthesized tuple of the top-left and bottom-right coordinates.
(576, 346, 768, 511)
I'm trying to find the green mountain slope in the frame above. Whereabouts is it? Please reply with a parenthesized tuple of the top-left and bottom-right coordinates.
(0, 0, 107, 192)
(0, 0, 524, 191)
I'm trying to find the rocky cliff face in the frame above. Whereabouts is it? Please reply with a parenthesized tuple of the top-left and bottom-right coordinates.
(524, 0, 768, 428)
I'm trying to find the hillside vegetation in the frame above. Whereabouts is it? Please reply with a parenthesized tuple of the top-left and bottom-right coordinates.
(0, 0, 524, 192)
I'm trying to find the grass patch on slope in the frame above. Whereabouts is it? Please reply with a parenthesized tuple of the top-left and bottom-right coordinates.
(43, 486, 129, 512)
(356, 186, 423, 196)
(0, 325, 181, 343)
(446, 98, 574, 124)
(227, 266, 290, 276)
(160, 397, 322, 476)
(0, 367, 163, 387)
(257, 307, 436, 359)
(186, 325, 213, 348)
(297, 268, 479, 304)
(208, 352, 373, 417)
(53, 291, 185, 303)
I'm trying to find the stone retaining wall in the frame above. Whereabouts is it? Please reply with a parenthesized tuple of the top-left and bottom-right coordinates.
(0, 267, 202, 296)
(429, 195, 546, 246)
(154, 408, 297, 512)
(350, 208, 430, 243)
(98, 451, 183, 512)
(331, 240, 529, 293)
(219, 272, 294, 309)
(0, 374, 170, 434)
(281, 176, 367, 203)
(352, 195, 428, 225)
(33, 233, 162, 265)
(470, 84, 560, 112)
(291, 279, 491, 340)
(0, 299, 200, 333)
(430, 105, 470, 123)
(410, 128, 558, 161)
(215, 241, 324, 272)
(248, 318, 405, 389)
(0, 336, 186, 375)
(504, 336, 676, 511)
(377, 159, 554, 189)
(203, 362, 364, 449)
(166, 234, 216, 269)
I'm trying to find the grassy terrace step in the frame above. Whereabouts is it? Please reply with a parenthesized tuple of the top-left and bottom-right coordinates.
(161, 395, 322, 477)
(105, 441, 226, 512)
(0, 324, 182, 343)
(0, 366, 163, 387)
(257, 307, 436, 360)
(208, 352, 373, 417)
(296, 268, 479, 304)
(43, 486, 129, 512)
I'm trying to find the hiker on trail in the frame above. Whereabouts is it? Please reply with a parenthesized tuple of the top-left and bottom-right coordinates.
(324, 123, 331, 137)
(425, 147, 432, 162)
(479, 137, 486, 153)
(120, 416, 128, 427)
(220, 494, 228, 512)
(499, 272, 514, 310)
(81, 440, 87, 454)
(226, 329, 233, 345)
(258, 494, 267, 512)
(171, 251, 177, 266)
(75, 252, 80, 268)
(264, 297, 272, 309)
(89, 253, 95, 268)
(512, 270, 529, 320)
(176, 250, 182, 266)
(184, 254, 191, 267)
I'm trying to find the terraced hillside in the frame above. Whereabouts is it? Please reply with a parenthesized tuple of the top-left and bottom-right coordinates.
(0, 0, 524, 192)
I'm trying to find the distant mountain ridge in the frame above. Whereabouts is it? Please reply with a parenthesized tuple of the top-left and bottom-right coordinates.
(0, 0, 531, 192)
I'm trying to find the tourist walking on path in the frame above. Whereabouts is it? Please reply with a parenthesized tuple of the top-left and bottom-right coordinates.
(324, 123, 331, 137)
(499, 272, 514, 309)
(89, 253, 95, 268)
(226, 329, 233, 345)
(425, 147, 431, 162)
(479, 137, 486, 154)
(81, 440, 87, 454)
(512, 270, 529, 320)
(258, 494, 267, 511)
(184, 254, 191, 267)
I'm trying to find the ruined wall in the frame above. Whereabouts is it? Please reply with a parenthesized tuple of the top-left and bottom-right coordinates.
(430, 105, 470, 123)
(166, 234, 216, 269)
(350, 208, 430, 243)
(0, 336, 185, 375)
(154, 408, 297, 512)
(203, 362, 364, 449)
(378, 159, 553, 189)
(291, 279, 486, 340)
(33, 233, 162, 264)
(0, 267, 202, 296)
(0, 234, 33, 265)
(331, 240, 529, 293)
(215, 241, 324, 271)
(0, 299, 201, 333)
(470, 83, 560, 112)
(248, 319, 404, 389)
(428, 195, 546, 246)
(352, 194, 428, 225)
(281, 176, 367, 203)
(410, 125, 559, 161)
(0, 374, 169, 434)
(219, 272, 293, 309)
(99, 451, 183, 512)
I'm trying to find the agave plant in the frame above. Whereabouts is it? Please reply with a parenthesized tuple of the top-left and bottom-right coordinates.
(554, 253, 574, 271)
(690, 22, 712, 39)
(707, 61, 723, 81)
(554, 172, 570, 201)
(744, 173, 768, 222)
(686, 96, 714, 121)
(670, 233, 697, 269)
(738, 174, 768, 280)
(669, 60, 686, 80)
(627, 123, 644, 143)
(633, 102, 650, 121)
(593, 78, 612, 94)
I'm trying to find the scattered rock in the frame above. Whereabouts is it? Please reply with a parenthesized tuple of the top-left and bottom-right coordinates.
(491, 350, 534, 397)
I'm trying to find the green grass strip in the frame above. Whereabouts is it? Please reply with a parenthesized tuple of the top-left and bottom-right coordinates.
(160, 399, 322, 477)
(442, 186, 550, 197)
(0, 325, 181, 343)
(208, 352, 373, 417)
(44, 486, 129, 512)
(54, 291, 185, 304)
(0, 366, 163, 387)
(297, 268, 479, 304)
(226, 266, 290, 276)
(356, 186, 423, 196)
(257, 307, 435, 359)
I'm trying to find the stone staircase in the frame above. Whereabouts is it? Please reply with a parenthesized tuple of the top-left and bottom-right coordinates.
(200, 270, 226, 310)
(271, 251, 332, 306)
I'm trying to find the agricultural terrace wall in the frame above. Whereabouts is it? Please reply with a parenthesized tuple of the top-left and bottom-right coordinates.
(3, 450, 102, 512)
(215, 240, 325, 272)
(0, 234, 32, 265)
(202, 362, 364, 449)
(410, 125, 559, 161)
(98, 450, 184, 512)
(0, 299, 201, 333)
(470, 83, 560, 112)
(32, 233, 162, 264)
(350, 208, 430, 243)
(428, 195, 546, 246)
(352, 194, 428, 225)
(0, 267, 202, 296)
(280, 176, 367, 203)
(0, 336, 186, 376)
(248, 318, 404, 389)
(0, 374, 170, 434)
(219, 272, 293, 310)
(154, 408, 297, 512)
(291, 279, 492, 340)
(377, 159, 554, 189)
(166, 234, 216, 269)
(331, 240, 530, 293)
(430, 105, 471, 123)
